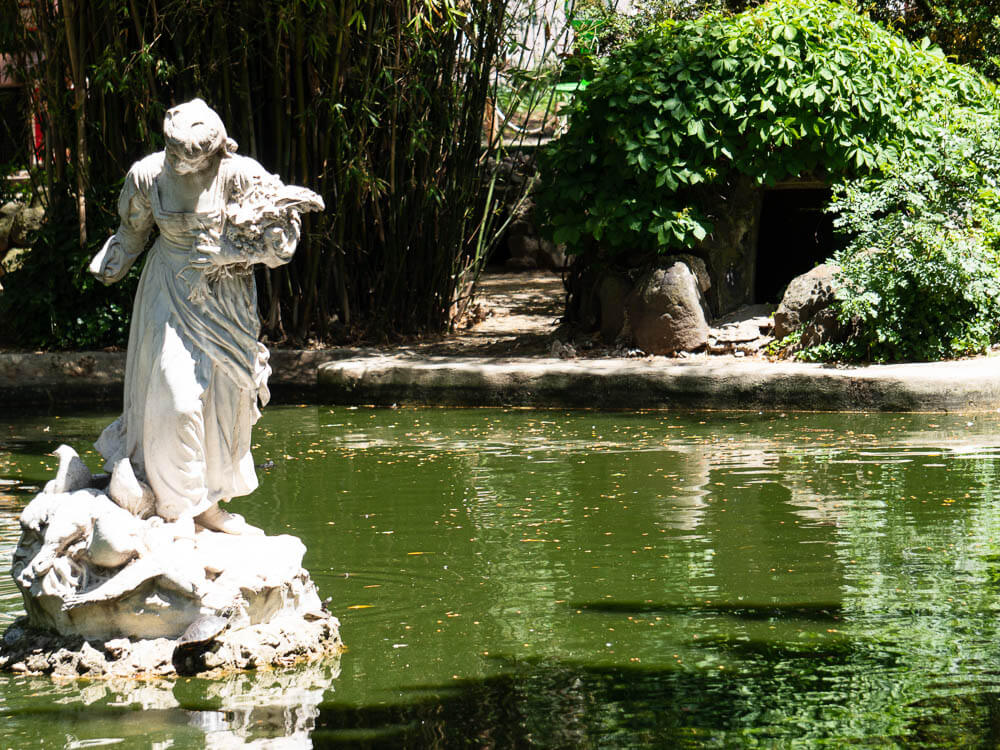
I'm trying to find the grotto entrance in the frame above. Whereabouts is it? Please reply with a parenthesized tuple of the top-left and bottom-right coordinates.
(754, 185, 836, 305)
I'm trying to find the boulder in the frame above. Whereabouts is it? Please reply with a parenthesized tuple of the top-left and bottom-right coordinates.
(1, 247, 31, 276)
(773, 263, 840, 340)
(626, 261, 710, 355)
(707, 304, 774, 355)
(10, 205, 43, 246)
(508, 218, 533, 237)
(800, 307, 844, 348)
(1, 611, 341, 678)
(537, 238, 568, 271)
(0, 214, 13, 255)
(673, 254, 711, 294)
(506, 228, 567, 271)
(506, 233, 543, 270)
(714, 317, 766, 345)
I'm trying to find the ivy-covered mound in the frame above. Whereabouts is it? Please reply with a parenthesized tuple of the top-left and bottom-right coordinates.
(537, 0, 1000, 360)
(539, 0, 995, 252)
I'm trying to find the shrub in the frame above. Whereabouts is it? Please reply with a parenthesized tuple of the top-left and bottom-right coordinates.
(537, 0, 998, 257)
(827, 113, 1000, 361)
(0, 189, 137, 350)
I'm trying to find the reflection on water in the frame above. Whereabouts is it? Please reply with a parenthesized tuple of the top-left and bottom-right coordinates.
(4, 408, 1000, 746)
(0, 486, 26, 627)
(2, 657, 340, 748)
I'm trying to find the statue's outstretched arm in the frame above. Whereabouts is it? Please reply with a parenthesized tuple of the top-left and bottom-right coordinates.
(89, 156, 159, 285)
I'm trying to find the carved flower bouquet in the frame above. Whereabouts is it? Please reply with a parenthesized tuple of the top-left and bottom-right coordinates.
(224, 173, 324, 266)
(193, 173, 324, 293)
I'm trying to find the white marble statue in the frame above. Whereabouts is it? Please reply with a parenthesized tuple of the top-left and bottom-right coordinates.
(88, 98, 323, 534)
(3, 101, 341, 667)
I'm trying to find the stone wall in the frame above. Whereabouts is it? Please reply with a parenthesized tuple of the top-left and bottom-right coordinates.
(697, 175, 764, 317)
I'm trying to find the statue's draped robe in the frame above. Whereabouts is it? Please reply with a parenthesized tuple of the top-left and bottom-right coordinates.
(96, 153, 282, 520)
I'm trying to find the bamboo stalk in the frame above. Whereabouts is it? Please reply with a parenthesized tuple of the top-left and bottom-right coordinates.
(62, 0, 87, 246)
(4, 0, 527, 345)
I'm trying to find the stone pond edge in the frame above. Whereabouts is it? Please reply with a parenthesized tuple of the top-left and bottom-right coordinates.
(3, 350, 1000, 412)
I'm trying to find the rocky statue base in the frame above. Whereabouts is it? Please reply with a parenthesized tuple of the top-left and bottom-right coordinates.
(0, 612, 342, 678)
(1, 445, 342, 678)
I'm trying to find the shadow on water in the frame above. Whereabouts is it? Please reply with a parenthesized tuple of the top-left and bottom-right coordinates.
(907, 692, 1000, 750)
(313, 660, 746, 749)
(312, 651, 921, 749)
(0, 439, 64, 455)
(568, 600, 844, 623)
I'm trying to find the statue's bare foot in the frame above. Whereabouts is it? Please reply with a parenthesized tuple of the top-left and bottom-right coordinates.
(194, 504, 264, 536)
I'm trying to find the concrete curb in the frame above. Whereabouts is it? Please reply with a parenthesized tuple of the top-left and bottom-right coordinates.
(3, 350, 999, 413)
(317, 354, 1000, 412)
(0, 350, 333, 410)
(0, 351, 126, 408)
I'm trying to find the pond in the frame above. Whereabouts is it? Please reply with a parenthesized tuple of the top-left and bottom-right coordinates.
(3, 406, 1000, 747)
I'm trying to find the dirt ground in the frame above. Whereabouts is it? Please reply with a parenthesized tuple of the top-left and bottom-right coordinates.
(0, 269, 566, 358)
(387, 269, 566, 357)
(405, 269, 772, 360)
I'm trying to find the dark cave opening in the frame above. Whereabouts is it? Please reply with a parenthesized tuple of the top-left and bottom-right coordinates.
(754, 187, 836, 305)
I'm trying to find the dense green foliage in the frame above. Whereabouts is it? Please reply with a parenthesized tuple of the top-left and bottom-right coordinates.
(0, 0, 519, 347)
(537, 0, 997, 257)
(2, 184, 136, 349)
(826, 113, 1000, 362)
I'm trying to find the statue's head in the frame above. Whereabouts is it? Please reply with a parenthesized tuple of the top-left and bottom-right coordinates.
(163, 98, 235, 174)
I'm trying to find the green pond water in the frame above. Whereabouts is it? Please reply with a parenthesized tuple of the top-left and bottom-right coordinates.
(3, 406, 1000, 747)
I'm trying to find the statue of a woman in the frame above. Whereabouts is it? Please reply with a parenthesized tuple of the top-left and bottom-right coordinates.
(89, 99, 322, 535)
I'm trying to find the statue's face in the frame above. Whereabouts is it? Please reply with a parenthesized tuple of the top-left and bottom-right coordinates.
(165, 143, 214, 175)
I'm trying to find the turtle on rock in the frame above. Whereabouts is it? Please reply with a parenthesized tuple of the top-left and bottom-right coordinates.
(171, 605, 238, 675)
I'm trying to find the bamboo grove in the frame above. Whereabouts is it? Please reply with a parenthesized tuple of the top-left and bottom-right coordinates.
(0, 0, 524, 346)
